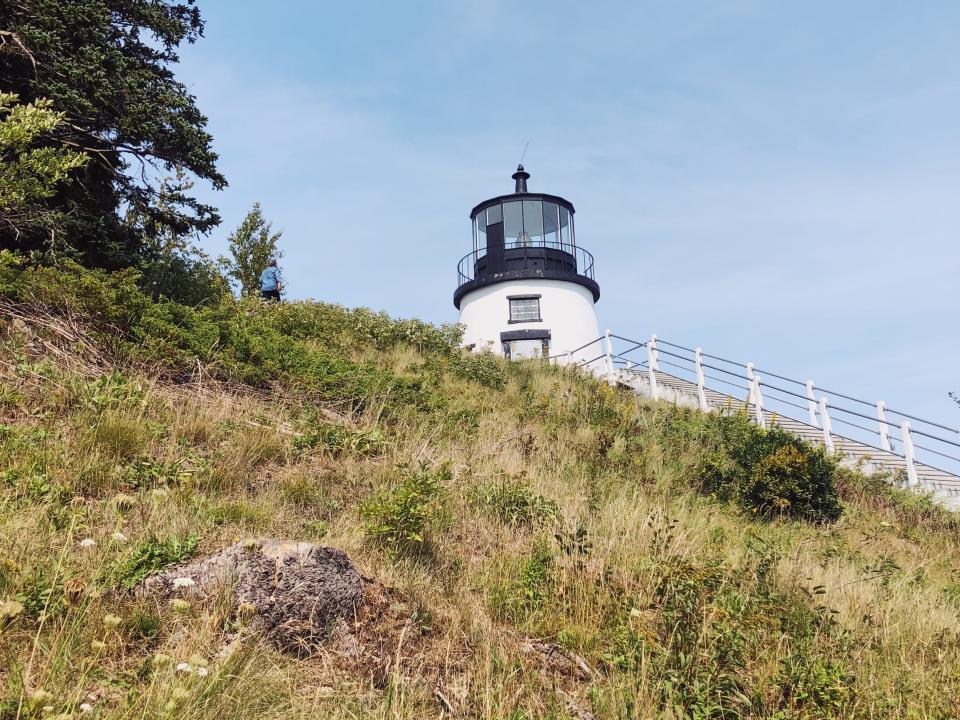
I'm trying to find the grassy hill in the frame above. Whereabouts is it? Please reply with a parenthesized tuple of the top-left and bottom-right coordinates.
(2, 258, 960, 719)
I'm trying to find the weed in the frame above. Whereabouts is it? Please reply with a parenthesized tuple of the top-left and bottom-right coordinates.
(471, 477, 559, 528)
(490, 539, 555, 623)
(294, 421, 385, 459)
(360, 464, 449, 557)
(107, 533, 199, 589)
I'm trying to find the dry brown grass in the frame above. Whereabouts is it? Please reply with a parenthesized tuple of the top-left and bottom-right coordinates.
(2, 320, 960, 719)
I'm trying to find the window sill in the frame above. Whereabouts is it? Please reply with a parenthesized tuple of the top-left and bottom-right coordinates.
(508, 318, 543, 324)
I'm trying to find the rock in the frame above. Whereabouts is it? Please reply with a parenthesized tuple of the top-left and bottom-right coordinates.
(138, 539, 364, 656)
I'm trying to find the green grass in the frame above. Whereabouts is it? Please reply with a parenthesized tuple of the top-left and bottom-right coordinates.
(1, 260, 960, 718)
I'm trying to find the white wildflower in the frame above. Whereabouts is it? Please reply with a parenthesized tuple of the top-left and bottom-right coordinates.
(169, 598, 191, 614)
(78, 538, 97, 550)
(110, 532, 128, 544)
(29, 689, 54, 708)
(172, 577, 195, 589)
(102, 613, 122, 630)
(195, 667, 208, 678)
(80, 702, 94, 713)
(175, 662, 193, 674)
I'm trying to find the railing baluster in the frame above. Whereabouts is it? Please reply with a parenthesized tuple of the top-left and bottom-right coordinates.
(902, 421, 920, 487)
(646, 337, 659, 400)
(695, 347, 708, 412)
(754, 375, 766, 428)
(876, 401, 891, 452)
(806, 380, 819, 428)
(604, 329, 614, 377)
(819, 397, 835, 452)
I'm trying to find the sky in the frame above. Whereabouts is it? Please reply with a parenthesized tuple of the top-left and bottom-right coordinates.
(176, 0, 960, 430)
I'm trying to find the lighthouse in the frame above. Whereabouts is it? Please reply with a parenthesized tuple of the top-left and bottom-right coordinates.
(454, 166, 601, 363)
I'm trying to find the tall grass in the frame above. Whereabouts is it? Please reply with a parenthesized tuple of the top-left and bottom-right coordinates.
(2, 266, 960, 717)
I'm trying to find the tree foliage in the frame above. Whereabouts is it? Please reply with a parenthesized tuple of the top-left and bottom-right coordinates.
(221, 202, 282, 297)
(0, 0, 224, 267)
(127, 168, 228, 306)
(0, 92, 87, 240)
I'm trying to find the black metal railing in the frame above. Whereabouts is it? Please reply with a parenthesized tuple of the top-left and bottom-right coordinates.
(456, 240, 596, 287)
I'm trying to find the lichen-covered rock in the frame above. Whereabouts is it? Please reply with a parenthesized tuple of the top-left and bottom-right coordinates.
(138, 539, 364, 656)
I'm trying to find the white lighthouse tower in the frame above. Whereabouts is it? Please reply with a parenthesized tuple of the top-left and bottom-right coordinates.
(454, 166, 601, 363)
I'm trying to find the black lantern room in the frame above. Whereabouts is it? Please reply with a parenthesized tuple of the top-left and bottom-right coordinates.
(453, 166, 600, 309)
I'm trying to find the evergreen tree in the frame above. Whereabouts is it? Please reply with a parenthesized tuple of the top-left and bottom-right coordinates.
(130, 168, 229, 306)
(0, 92, 87, 242)
(0, 0, 225, 267)
(221, 203, 283, 297)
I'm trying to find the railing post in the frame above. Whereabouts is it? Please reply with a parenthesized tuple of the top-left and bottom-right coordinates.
(604, 329, 614, 378)
(566, 350, 573, 367)
(695, 347, 708, 412)
(646, 338, 659, 400)
(806, 380, 819, 428)
(745, 362, 757, 405)
(649, 334, 660, 370)
(753, 375, 766, 428)
(901, 421, 920, 487)
(876, 401, 891, 452)
(819, 397, 835, 453)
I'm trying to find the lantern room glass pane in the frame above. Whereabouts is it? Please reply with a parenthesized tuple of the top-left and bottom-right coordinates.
(475, 212, 486, 257)
(543, 202, 559, 248)
(559, 207, 571, 250)
(486, 203, 501, 225)
(503, 201, 523, 246)
(522, 200, 543, 246)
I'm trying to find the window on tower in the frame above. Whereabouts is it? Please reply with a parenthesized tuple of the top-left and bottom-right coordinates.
(508, 296, 541, 323)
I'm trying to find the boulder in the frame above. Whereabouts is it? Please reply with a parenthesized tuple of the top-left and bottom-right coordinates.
(139, 539, 364, 656)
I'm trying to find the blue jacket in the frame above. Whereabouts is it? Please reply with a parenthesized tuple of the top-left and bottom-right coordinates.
(259, 266, 280, 291)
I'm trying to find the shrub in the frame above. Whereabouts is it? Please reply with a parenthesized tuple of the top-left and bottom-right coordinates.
(360, 464, 449, 557)
(694, 411, 842, 523)
(0, 258, 445, 415)
(448, 350, 507, 390)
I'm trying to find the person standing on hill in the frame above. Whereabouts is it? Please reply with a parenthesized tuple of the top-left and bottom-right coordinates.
(259, 260, 282, 302)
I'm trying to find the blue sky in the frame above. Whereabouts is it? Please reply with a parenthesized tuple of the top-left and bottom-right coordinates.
(177, 1, 959, 426)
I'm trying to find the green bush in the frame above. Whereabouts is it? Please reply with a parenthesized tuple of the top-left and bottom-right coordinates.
(0, 258, 448, 415)
(360, 464, 449, 557)
(448, 350, 507, 390)
(694, 411, 842, 523)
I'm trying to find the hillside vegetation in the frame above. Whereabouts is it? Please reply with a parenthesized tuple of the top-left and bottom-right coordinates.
(2, 259, 960, 720)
